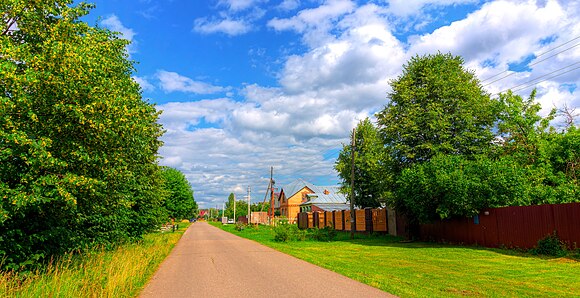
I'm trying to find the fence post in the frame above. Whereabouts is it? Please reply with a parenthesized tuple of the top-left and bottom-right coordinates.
(365, 208, 373, 233)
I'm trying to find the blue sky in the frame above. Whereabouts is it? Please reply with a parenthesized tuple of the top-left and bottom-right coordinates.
(82, 0, 580, 208)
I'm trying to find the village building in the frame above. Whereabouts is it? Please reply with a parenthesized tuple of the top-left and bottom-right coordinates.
(277, 179, 348, 223)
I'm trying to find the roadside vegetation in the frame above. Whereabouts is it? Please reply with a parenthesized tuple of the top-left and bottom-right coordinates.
(212, 222, 580, 297)
(1, 1, 197, 272)
(336, 53, 580, 226)
(0, 222, 189, 297)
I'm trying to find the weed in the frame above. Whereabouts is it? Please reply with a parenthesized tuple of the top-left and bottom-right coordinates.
(531, 231, 567, 257)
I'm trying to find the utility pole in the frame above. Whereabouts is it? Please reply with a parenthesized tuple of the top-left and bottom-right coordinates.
(350, 127, 356, 239)
(247, 186, 251, 224)
(269, 166, 274, 219)
(233, 194, 236, 223)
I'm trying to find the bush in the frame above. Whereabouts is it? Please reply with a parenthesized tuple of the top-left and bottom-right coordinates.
(531, 232, 567, 257)
(273, 224, 306, 242)
(234, 222, 246, 231)
(308, 226, 337, 242)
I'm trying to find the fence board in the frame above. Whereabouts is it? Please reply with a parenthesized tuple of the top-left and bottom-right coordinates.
(344, 210, 351, 231)
(325, 211, 333, 228)
(419, 203, 580, 249)
(335, 211, 343, 230)
(372, 209, 387, 232)
(356, 209, 366, 231)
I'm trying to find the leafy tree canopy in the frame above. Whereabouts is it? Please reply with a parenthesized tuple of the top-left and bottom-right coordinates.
(161, 167, 198, 220)
(376, 53, 497, 169)
(335, 118, 392, 208)
(1, 1, 164, 269)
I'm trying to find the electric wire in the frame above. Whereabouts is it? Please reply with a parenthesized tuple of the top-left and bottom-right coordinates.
(496, 61, 580, 94)
(482, 42, 580, 87)
(481, 34, 580, 83)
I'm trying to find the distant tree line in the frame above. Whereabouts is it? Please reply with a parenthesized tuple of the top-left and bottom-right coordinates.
(0, 1, 196, 270)
(336, 53, 579, 224)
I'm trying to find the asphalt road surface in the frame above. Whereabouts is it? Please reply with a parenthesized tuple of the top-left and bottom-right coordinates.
(139, 221, 395, 298)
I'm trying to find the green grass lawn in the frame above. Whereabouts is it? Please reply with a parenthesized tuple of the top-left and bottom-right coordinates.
(210, 222, 580, 297)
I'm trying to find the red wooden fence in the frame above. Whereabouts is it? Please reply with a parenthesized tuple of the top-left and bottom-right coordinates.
(419, 203, 580, 249)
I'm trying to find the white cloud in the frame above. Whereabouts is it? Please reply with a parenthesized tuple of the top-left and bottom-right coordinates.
(156, 70, 228, 94)
(278, 0, 300, 11)
(101, 15, 137, 53)
(193, 17, 251, 36)
(268, 0, 356, 46)
(155, 0, 580, 207)
(132, 76, 155, 92)
(218, 0, 263, 11)
(387, 0, 477, 17)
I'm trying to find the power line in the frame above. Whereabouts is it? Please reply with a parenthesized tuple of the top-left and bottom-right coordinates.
(496, 61, 580, 94)
(510, 65, 580, 94)
(481, 35, 580, 83)
(482, 41, 580, 87)
(495, 65, 580, 96)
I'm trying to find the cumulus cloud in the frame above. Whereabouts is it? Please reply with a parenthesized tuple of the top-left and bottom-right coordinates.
(156, 0, 580, 207)
(156, 70, 228, 94)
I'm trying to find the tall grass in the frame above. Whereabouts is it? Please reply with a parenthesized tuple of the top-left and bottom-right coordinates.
(0, 223, 189, 297)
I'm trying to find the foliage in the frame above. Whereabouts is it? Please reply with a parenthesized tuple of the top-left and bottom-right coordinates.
(378, 54, 580, 223)
(494, 90, 555, 165)
(335, 118, 392, 208)
(308, 226, 337, 242)
(531, 232, 567, 257)
(235, 222, 246, 231)
(160, 167, 198, 220)
(0, 224, 189, 297)
(376, 53, 497, 169)
(223, 192, 250, 219)
(273, 224, 306, 242)
(0, 1, 164, 269)
(395, 153, 579, 223)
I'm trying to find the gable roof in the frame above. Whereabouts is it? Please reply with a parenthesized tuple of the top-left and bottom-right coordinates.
(281, 178, 316, 199)
(279, 179, 347, 206)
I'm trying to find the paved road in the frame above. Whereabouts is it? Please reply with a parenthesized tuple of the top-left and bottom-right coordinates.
(140, 222, 395, 298)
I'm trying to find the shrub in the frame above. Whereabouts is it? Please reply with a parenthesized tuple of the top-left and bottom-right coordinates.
(531, 232, 567, 257)
(273, 224, 306, 242)
(234, 222, 246, 231)
(308, 226, 337, 242)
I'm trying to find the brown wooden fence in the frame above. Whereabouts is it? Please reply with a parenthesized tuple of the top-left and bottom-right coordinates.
(298, 208, 391, 234)
(419, 202, 580, 249)
(297, 203, 580, 250)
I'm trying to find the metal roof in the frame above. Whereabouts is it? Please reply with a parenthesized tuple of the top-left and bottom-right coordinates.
(280, 179, 347, 205)
(313, 203, 351, 212)
(281, 178, 316, 199)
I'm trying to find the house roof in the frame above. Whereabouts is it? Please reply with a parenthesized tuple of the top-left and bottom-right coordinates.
(304, 185, 346, 205)
(281, 178, 316, 199)
(280, 178, 347, 206)
(312, 203, 351, 212)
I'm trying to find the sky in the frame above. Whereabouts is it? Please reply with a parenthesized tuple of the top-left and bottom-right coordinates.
(81, 0, 580, 208)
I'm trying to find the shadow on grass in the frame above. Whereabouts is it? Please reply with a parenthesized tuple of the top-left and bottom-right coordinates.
(331, 231, 580, 262)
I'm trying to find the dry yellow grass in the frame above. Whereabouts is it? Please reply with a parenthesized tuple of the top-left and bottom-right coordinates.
(0, 223, 189, 298)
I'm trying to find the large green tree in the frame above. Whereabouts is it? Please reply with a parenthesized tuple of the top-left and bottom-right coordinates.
(160, 167, 198, 220)
(224, 192, 249, 219)
(376, 53, 497, 169)
(335, 118, 391, 208)
(0, 1, 164, 269)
